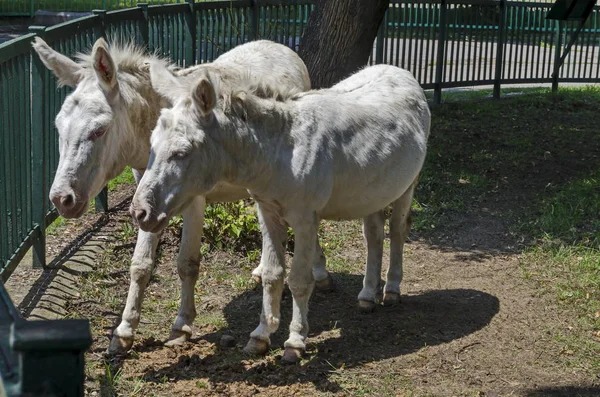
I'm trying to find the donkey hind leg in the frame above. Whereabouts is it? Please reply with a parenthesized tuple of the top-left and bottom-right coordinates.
(108, 229, 159, 355)
(313, 237, 334, 292)
(251, 237, 333, 293)
(108, 168, 159, 355)
(357, 210, 385, 313)
(282, 210, 318, 364)
(165, 195, 206, 347)
(384, 180, 417, 306)
(244, 203, 287, 355)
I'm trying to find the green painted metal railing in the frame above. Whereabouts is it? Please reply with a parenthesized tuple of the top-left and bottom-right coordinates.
(0, 0, 317, 282)
(370, 0, 600, 101)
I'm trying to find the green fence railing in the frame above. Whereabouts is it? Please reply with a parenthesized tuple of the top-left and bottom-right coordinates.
(0, 0, 185, 17)
(0, 0, 317, 282)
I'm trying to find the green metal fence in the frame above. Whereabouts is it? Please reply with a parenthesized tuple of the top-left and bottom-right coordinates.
(1, 0, 600, 281)
(0, 0, 316, 281)
(0, 0, 184, 17)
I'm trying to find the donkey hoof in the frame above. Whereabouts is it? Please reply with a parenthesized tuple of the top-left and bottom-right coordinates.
(383, 292, 401, 306)
(243, 338, 270, 355)
(357, 300, 377, 313)
(107, 335, 134, 356)
(315, 274, 335, 292)
(281, 347, 304, 364)
(164, 329, 191, 347)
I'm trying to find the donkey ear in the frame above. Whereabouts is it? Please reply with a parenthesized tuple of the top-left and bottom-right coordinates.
(91, 38, 118, 92)
(192, 76, 216, 115)
(149, 61, 186, 104)
(32, 37, 82, 87)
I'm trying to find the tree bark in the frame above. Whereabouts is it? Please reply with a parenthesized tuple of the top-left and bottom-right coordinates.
(298, 0, 389, 89)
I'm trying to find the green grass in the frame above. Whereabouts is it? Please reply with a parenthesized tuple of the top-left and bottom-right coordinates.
(424, 86, 600, 371)
(108, 166, 135, 191)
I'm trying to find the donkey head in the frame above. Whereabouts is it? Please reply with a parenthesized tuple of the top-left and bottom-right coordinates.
(131, 62, 223, 233)
(33, 37, 130, 218)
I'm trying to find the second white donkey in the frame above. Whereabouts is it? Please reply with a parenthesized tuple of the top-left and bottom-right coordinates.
(132, 63, 431, 363)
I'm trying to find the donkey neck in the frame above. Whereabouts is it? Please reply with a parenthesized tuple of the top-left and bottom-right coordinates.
(211, 97, 295, 193)
(115, 67, 166, 171)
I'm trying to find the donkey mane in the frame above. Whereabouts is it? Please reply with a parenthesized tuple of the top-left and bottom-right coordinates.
(75, 38, 160, 75)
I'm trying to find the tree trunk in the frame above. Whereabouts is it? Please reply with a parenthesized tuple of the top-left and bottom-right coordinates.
(298, 0, 389, 89)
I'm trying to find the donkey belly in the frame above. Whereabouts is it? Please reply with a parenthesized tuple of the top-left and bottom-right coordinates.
(318, 162, 421, 221)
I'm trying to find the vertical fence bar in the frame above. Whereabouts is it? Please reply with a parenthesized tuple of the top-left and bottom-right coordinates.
(375, 15, 385, 64)
(185, 0, 196, 66)
(139, 3, 150, 51)
(29, 26, 48, 268)
(93, 9, 106, 40)
(552, 20, 563, 93)
(434, 0, 447, 104)
(494, 0, 506, 99)
(250, 0, 258, 40)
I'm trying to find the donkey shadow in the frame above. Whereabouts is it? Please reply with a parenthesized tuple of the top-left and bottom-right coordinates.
(142, 273, 499, 391)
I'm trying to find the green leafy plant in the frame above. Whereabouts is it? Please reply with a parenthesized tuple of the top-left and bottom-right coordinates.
(203, 200, 261, 254)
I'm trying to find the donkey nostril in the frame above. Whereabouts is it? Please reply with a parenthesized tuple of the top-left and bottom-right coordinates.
(135, 209, 147, 222)
(61, 194, 75, 208)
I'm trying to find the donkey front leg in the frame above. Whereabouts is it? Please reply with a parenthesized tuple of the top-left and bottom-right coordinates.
(281, 211, 318, 364)
(357, 210, 385, 313)
(108, 168, 159, 355)
(383, 180, 417, 306)
(244, 203, 287, 355)
(165, 195, 206, 346)
(108, 229, 159, 355)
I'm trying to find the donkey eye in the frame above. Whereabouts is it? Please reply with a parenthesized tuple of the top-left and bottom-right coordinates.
(89, 128, 107, 140)
(170, 151, 188, 160)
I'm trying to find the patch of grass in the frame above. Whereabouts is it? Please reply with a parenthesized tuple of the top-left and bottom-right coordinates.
(118, 220, 136, 242)
(46, 215, 68, 235)
(108, 166, 135, 191)
(516, 171, 600, 371)
(196, 312, 227, 329)
(423, 85, 600, 372)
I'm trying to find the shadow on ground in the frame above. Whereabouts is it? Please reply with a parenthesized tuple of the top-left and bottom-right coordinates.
(19, 196, 132, 318)
(141, 273, 498, 391)
(526, 386, 600, 397)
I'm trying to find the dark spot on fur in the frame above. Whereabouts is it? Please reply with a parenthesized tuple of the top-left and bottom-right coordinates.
(387, 121, 397, 131)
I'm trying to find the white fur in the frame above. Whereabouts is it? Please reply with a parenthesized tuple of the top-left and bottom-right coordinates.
(134, 64, 431, 357)
(32, 37, 315, 354)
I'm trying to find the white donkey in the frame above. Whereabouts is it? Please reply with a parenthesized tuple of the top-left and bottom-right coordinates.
(32, 37, 336, 355)
(132, 63, 431, 363)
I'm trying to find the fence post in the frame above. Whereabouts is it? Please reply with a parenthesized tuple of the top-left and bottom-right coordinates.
(185, 0, 196, 66)
(250, 0, 259, 40)
(92, 10, 109, 213)
(12, 319, 93, 396)
(29, 26, 48, 269)
(552, 20, 563, 94)
(375, 11, 386, 64)
(139, 3, 150, 51)
(493, 0, 507, 99)
(434, 0, 448, 105)
(92, 9, 106, 40)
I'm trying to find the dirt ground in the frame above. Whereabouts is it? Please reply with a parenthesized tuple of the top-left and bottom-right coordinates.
(8, 90, 600, 396)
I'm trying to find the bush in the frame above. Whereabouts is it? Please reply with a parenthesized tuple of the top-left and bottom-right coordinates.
(203, 200, 262, 254)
